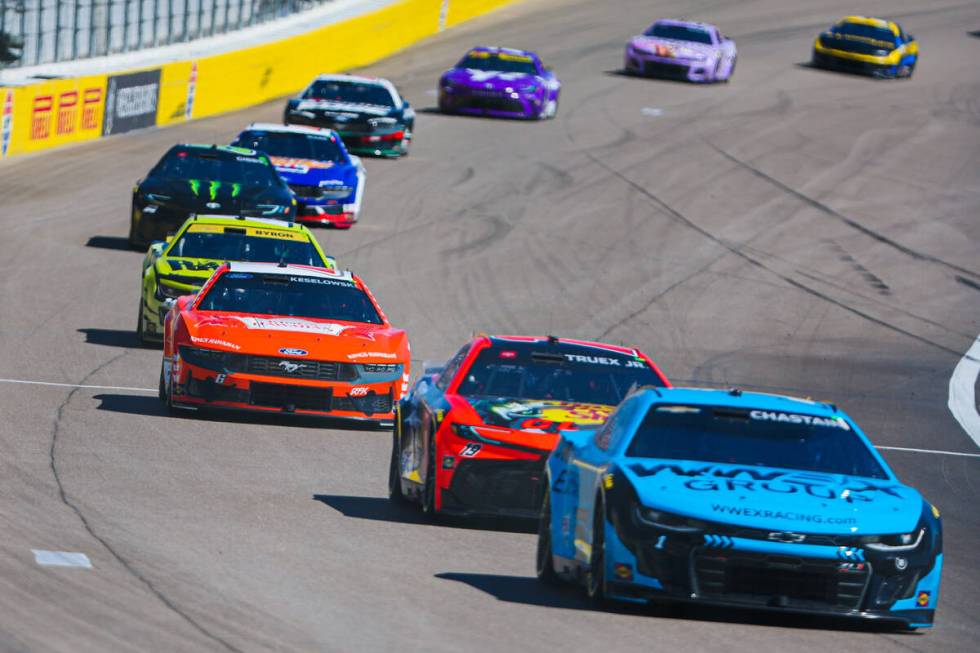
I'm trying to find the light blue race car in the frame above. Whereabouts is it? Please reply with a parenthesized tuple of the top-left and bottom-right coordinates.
(537, 387, 942, 629)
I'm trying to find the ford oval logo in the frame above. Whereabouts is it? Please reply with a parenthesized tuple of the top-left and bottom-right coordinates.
(279, 348, 308, 357)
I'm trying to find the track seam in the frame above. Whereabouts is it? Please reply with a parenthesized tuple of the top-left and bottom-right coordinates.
(705, 141, 979, 279)
(48, 351, 242, 653)
(582, 151, 967, 359)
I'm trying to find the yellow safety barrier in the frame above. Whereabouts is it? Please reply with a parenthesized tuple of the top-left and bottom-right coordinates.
(1, 0, 517, 159)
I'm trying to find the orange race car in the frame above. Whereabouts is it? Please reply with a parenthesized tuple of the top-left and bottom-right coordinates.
(160, 262, 410, 427)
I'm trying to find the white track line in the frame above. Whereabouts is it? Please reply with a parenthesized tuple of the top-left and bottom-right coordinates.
(948, 334, 980, 450)
(0, 378, 155, 393)
(876, 445, 980, 459)
(32, 550, 92, 568)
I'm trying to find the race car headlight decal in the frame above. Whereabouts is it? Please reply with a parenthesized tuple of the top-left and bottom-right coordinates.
(521, 84, 538, 93)
(860, 528, 925, 552)
(156, 281, 189, 301)
(178, 346, 236, 372)
(354, 363, 404, 382)
(634, 506, 708, 533)
(452, 423, 508, 446)
(145, 193, 172, 204)
(874, 49, 891, 57)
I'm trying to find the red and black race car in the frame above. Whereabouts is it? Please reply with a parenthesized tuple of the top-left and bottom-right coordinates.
(388, 335, 670, 519)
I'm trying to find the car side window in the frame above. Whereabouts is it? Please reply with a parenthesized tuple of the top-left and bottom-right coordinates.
(594, 412, 618, 451)
(435, 344, 471, 390)
(596, 396, 640, 451)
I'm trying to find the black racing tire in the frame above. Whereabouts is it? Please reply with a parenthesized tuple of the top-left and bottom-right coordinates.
(388, 427, 408, 504)
(728, 55, 737, 80)
(128, 201, 144, 250)
(898, 62, 915, 79)
(536, 491, 560, 585)
(585, 498, 608, 607)
(136, 299, 150, 346)
(158, 359, 173, 415)
(421, 425, 438, 518)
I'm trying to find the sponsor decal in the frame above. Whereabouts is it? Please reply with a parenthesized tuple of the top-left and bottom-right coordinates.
(916, 591, 930, 607)
(56, 91, 77, 135)
(749, 410, 851, 430)
(613, 563, 633, 581)
(1, 90, 12, 157)
(233, 317, 351, 336)
(563, 353, 647, 368)
(459, 443, 481, 457)
(348, 351, 397, 360)
(190, 335, 241, 350)
(31, 95, 53, 140)
(185, 62, 197, 121)
(279, 348, 308, 357)
(269, 156, 334, 174)
(103, 69, 160, 136)
(628, 464, 903, 503)
(81, 88, 101, 129)
(474, 399, 611, 433)
(349, 387, 370, 397)
(166, 259, 219, 272)
(767, 531, 806, 543)
(288, 276, 355, 287)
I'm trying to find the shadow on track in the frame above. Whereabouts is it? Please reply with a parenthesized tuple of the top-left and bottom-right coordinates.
(93, 393, 166, 416)
(436, 572, 919, 633)
(416, 107, 538, 122)
(78, 328, 149, 349)
(312, 494, 536, 533)
(86, 236, 136, 252)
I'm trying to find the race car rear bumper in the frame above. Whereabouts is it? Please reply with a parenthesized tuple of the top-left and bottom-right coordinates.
(294, 204, 356, 228)
(439, 458, 547, 519)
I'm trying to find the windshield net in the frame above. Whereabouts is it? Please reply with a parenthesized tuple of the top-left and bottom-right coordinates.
(625, 405, 888, 479)
(153, 148, 280, 188)
(644, 23, 713, 44)
(198, 272, 382, 324)
(303, 81, 395, 107)
(456, 343, 663, 404)
(457, 52, 538, 75)
(168, 228, 322, 266)
(235, 131, 346, 163)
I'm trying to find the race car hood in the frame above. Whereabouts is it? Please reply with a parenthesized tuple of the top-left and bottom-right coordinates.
(270, 157, 358, 201)
(442, 67, 543, 92)
(817, 32, 895, 56)
(181, 311, 407, 362)
(629, 36, 720, 61)
(452, 396, 612, 433)
(621, 460, 922, 535)
(141, 176, 290, 214)
(155, 257, 222, 284)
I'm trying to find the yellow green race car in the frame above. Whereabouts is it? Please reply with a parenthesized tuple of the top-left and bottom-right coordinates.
(137, 214, 336, 344)
(812, 16, 918, 79)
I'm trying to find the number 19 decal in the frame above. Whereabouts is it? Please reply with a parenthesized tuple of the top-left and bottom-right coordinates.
(459, 443, 482, 457)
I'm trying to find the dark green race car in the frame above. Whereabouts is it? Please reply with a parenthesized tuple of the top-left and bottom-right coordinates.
(129, 144, 297, 249)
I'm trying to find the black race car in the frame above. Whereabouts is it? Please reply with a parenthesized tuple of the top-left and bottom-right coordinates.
(283, 74, 414, 158)
(129, 144, 296, 249)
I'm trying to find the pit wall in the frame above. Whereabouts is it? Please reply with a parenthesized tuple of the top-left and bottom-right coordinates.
(0, 0, 516, 159)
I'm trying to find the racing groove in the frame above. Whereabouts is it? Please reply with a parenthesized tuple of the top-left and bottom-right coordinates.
(0, 0, 978, 651)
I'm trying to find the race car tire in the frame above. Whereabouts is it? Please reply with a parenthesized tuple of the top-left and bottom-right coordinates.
(898, 62, 915, 79)
(158, 361, 172, 414)
(727, 56, 737, 80)
(400, 131, 412, 157)
(536, 492, 560, 585)
(585, 498, 608, 607)
(136, 299, 150, 346)
(421, 428, 438, 518)
(388, 430, 408, 504)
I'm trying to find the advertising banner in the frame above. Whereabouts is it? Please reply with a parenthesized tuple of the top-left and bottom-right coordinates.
(103, 69, 161, 136)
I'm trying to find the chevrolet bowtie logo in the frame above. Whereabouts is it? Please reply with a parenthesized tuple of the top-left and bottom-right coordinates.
(767, 531, 806, 543)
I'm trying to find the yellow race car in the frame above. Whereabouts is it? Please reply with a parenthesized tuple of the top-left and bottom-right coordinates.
(138, 215, 335, 344)
(812, 16, 918, 79)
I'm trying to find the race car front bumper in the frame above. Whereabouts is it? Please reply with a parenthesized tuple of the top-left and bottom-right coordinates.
(811, 49, 903, 78)
(170, 351, 398, 425)
(624, 53, 714, 82)
(439, 87, 541, 119)
(598, 506, 942, 628)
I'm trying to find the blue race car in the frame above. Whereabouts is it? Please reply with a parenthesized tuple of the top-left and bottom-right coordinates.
(232, 123, 365, 229)
(537, 387, 942, 629)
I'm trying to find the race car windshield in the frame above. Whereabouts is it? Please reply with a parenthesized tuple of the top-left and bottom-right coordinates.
(303, 81, 396, 107)
(832, 22, 896, 46)
(456, 346, 663, 405)
(167, 231, 323, 266)
(625, 405, 888, 479)
(234, 131, 346, 163)
(457, 53, 538, 75)
(152, 148, 280, 188)
(644, 23, 713, 44)
(198, 273, 383, 324)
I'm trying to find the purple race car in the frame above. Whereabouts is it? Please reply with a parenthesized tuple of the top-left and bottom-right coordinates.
(625, 19, 736, 82)
(438, 47, 560, 120)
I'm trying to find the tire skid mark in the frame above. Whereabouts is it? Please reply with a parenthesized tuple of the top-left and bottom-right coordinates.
(49, 352, 241, 653)
(706, 142, 979, 279)
(582, 150, 968, 359)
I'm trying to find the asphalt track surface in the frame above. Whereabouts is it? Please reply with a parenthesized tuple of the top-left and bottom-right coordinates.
(1, 0, 979, 651)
